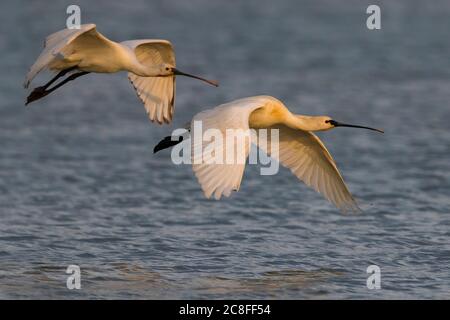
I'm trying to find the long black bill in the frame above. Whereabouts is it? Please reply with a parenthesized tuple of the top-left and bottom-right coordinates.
(153, 135, 184, 154)
(172, 68, 219, 87)
(330, 120, 384, 133)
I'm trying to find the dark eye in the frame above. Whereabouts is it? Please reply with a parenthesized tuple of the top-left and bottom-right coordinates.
(165, 67, 170, 71)
(325, 120, 330, 123)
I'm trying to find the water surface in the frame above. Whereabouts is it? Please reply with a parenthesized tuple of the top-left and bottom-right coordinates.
(0, 0, 450, 299)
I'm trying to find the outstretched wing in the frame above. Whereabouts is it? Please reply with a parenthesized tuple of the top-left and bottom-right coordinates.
(24, 24, 115, 88)
(257, 124, 360, 212)
(190, 96, 271, 199)
(121, 40, 175, 124)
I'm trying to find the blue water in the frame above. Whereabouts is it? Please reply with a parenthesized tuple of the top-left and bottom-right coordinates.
(1, 0, 450, 299)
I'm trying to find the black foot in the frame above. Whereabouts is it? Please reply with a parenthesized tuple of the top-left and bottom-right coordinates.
(153, 136, 184, 153)
(26, 86, 49, 105)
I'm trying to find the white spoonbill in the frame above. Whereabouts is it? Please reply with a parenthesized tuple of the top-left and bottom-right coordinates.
(154, 96, 383, 212)
(24, 24, 218, 124)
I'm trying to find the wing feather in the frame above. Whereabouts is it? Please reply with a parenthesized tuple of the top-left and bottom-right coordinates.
(190, 96, 271, 199)
(257, 124, 360, 212)
(24, 24, 114, 88)
(122, 40, 175, 124)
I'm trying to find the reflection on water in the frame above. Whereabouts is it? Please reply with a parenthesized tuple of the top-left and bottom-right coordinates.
(0, 262, 167, 299)
(193, 269, 343, 297)
(0, 262, 341, 299)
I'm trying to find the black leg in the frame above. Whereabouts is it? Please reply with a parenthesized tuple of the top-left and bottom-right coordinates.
(45, 71, 90, 94)
(26, 70, 90, 105)
(153, 135, 184, 153)
(42, 66, 78, 90)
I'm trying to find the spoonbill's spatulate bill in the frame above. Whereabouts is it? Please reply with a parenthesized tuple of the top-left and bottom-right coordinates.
(154, 95, 383, 212)
(24, 24, 218, 124)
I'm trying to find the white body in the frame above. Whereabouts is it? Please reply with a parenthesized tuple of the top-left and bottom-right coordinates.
(188, 95, 361, 212)
(25, 24, 176, 124)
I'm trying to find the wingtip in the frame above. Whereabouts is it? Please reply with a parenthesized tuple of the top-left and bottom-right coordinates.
(339, 202, 363, 215)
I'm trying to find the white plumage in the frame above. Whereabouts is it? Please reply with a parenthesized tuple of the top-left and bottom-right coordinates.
(122, 40, 176, 123)
(168, 96, 382, 212)
(24, 24, 217, 124)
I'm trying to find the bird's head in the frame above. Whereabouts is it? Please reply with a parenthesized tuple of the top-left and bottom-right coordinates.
(158, 63, 176, 76)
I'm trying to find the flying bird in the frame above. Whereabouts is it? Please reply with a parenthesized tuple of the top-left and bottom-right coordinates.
(154, 96, 383, 212)
(24, 24, 218, 124)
